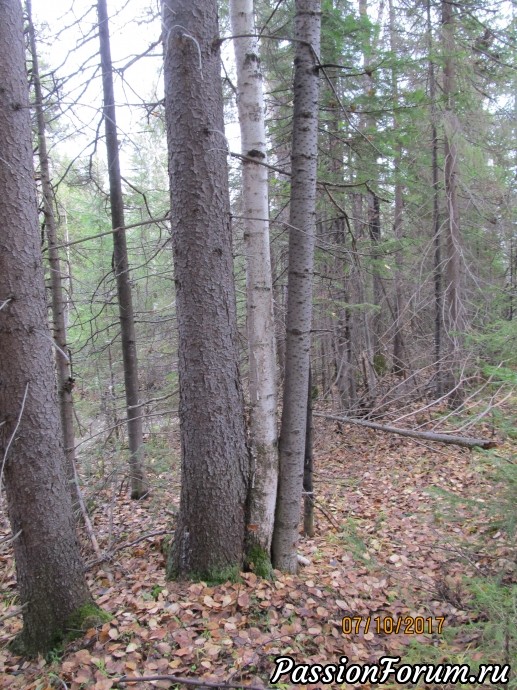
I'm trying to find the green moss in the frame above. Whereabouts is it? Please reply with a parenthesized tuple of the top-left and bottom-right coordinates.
(204, 564, 242, 585)
(160, 534, 173, 557)
(167, 561, 242, 585)
(8, 603, 110, 658)
(246, 544, 273, 579)
(7, 634, 28, 657)
(65, 602, 112, 639)
(373, 353, 387, 374)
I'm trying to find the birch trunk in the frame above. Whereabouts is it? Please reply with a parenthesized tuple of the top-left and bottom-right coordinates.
(97, 0, 147, 498)
(230, 0, 278, 568)
(272, 0, 321, 573)
(0, 0, 93, 654)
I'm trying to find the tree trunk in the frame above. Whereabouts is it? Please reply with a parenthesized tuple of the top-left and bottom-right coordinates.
(368, 193, 383, 364)
(335, 302, 356, 408)
(303, 366, 314, 537)
(27, 0, 80, 509)
(359, 0, 383, 367)
(97, 0, 147, 499)
(327, 102, 356, 410)
(162, 0, 250, 580)
(230, 0, 278, 569)
(0, 0, 93, 655)
(352, 193, 377, 402)
(427, 0, 444, 397)
(389, 0, 406, 378)
(272, 0, 321, 573)
(442, 0, 464, 396)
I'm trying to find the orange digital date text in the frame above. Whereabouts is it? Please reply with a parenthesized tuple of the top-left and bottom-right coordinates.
(341, 615, 445, 635)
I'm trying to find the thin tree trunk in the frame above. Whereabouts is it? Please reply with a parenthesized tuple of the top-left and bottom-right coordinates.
(389, 0, 405, 377)
(230, 0, 278, 569)
(272, 250, 286, 378)
(335, 303, 356, 408)
(27, 0, 80, 508)
(352, 193, 377, 402)
(359, 0, 383, 367)
(162, 0, 250, 580)
(303, 366, 314, 537)
(368, 193, 383, 363)
(0, 0, 94, 654)
(272, 0, 321, 573)
(97, 0, 147, 498)
(442, 0, 464, 396)
(427, 0, 444, 397)
(328, 103, 356, 409)
(391, 192, 405, 375)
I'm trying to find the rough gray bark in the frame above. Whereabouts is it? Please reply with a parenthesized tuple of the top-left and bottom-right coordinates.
(335, 300, 356, 408)
(442, 0, 464, 396)
(427, 0, 444, 397)
(272, 0, 321, 573)
(162, 0, 250, 579)
(0, 0, 93, 654)
(97, 0, 147, 498)
(27, 0, 79, 507)
(303, 366, 314, 537)
(352, 193, 377, 401)
(359, 0, 383, 366)
(327, 107, 356, 409)
(230, 0, 278, 566)
(368, 193, 383, 363)
(388, 0, 405, 377)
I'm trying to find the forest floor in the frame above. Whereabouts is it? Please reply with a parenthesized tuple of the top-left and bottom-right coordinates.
(0, 411, 516, 690)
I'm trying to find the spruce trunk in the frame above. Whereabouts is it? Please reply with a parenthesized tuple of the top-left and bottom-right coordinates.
(97, 0, 147, 498)
(0, 0, 93, 654)
(162, 0, 250, 580)
(442, 0, 464, 398)
(272, 0, 321, 573)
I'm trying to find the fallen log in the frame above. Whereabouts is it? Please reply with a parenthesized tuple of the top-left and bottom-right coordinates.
(313, 412, 498, 450)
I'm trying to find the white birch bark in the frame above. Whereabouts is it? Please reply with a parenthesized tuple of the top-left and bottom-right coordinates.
(272, 0, 321, 573)
(230, 0, 278, 563)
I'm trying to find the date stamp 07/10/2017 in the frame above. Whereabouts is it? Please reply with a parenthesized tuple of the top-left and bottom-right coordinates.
(341, 614, 445, 635)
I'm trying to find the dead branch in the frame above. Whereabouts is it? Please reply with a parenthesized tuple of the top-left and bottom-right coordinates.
(0, 602, 28, 623)
(0, 529, 22, 546)
(314, 412, 497, 449)
(42, 213, 171, 252)
(84, 529, 171, 570)
(303, 493, 340, 529)
(117, 674, 265, 689)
